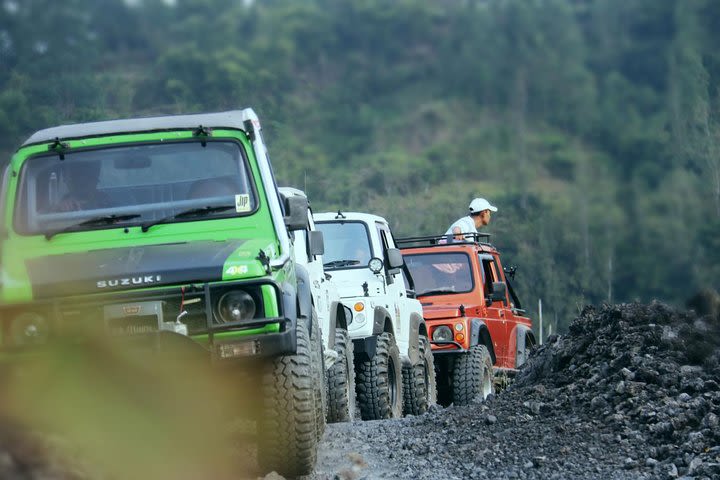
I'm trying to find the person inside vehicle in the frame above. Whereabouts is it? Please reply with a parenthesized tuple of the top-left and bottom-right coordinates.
(445, 197, 497, 241)
(57, 161, 112, 211)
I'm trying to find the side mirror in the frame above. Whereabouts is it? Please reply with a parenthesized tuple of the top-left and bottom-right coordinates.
(284, 195, 309, 231)
(308, 230, 325, 256)
(386, 248, 404, 270)
(487, 282, 507, 305)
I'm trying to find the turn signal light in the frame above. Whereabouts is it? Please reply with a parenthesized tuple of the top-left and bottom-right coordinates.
(455, 333, 465, 342)
(354, 302, 365, 312)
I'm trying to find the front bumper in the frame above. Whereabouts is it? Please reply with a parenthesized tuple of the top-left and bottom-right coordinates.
(0, 279, 297, 362)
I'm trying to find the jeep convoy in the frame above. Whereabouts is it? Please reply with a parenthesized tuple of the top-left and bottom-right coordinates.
(0, 110, 533, 476)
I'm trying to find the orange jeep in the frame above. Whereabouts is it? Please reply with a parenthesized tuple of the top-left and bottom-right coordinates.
(398, 233, 535, 406)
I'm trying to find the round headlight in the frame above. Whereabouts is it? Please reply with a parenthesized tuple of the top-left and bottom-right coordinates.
(217, 290, 256, 323)
(10, 312, 49, 346)
(368, 257, 384, 274)
(432, 325, 453, 343)
(353, 313, 366, 326)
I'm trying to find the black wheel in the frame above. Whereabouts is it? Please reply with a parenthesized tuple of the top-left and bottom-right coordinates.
(355, 332, 403, 420)
(327, 327, 356, 423)
(451, 344, 494, 406)
(310, 309, 327, 438)
(402, 335, 437, 415)
(257, 320, 319, 477)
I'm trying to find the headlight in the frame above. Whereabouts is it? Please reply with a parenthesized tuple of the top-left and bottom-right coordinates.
(432, 325, 453, 343)
(353, 313, 366, 326)
(10, 312, 50, 346)
(217, 290, 256, 323)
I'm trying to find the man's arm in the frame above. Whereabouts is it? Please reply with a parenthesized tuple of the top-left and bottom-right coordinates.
(452, 225, 462, 241)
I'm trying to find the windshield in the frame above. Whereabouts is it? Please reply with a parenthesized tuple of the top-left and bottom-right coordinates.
(405, 252, 474, 296)
(14, 141, 256, 235)
(315, 221, 372, 269)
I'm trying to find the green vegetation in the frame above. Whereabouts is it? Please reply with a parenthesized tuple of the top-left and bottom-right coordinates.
(1, 0, 718, 333)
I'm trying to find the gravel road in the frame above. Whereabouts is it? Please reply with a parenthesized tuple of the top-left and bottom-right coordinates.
(2, 301, 718, 480)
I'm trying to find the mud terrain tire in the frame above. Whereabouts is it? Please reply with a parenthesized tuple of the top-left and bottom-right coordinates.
(310, 310, 327, 438)
(451, 344, 494, 406)
(355, 332, 403, 420)
(327, 327, 356, 423)
(257, 320, 318, 477)
(402, 335, 436, 415)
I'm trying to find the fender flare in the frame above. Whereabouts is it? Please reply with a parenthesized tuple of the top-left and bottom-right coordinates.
(294, 263, 314, 334)
(469, 318, 496, 365)
(405, 312, 424, 365)
(280, 282, 300, 353)
(325, 300, 349, 350)
(515, 325, 536, 368)
(371, 306, 394, 337)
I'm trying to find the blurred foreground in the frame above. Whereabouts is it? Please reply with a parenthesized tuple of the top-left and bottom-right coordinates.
(0, 336, 262, 479)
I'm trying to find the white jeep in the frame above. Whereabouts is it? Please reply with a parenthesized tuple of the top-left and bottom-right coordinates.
(314, 211, 436, 419)
(279, 188, 356, 423)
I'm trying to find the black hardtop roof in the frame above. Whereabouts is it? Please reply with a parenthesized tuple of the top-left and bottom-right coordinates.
(21, 109, 257, 148)
(396, 233, 496, 252)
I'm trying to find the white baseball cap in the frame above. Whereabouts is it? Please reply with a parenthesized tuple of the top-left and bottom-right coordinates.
(468, 197, 498, 213)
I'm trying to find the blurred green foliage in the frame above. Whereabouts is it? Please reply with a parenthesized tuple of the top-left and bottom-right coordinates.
(1, 0, 719, 334)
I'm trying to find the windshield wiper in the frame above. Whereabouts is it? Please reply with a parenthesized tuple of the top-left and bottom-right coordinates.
(416, 288, 458, 297)
(140, 205, 235, 233)
(323, 259, 361, 268)
(45, 214, 141, 240)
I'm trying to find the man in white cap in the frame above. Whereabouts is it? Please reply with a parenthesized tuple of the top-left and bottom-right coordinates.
(445, 197, 498, 240)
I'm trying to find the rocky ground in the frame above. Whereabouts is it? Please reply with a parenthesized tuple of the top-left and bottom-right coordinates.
(310, 301, 720, 480)
(1, 300, 719, 479)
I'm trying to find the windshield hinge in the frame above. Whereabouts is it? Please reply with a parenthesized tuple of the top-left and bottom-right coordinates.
(362, 281, 369, 297)
(459, 304, 465, 316)
(257, 249, 271, 274)
(243, 119, 256, 141)
(48, 137, 70, 160)
(193, 125, 213, 147)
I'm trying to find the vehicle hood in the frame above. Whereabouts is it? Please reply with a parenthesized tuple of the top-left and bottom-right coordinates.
(20, 238, 272, 299)
(325, 269, 385, 299)
(420, 302, 485, 320)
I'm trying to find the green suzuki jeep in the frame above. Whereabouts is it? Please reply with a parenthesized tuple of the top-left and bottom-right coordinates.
(0, 109, 325, 476)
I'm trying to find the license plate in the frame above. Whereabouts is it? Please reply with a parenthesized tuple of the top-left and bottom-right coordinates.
(107, 315, 159, 336)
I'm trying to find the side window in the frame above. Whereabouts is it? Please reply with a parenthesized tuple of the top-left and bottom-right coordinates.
(480, 257, 496, 295)
(375, 223, 387, 250)
(298, 229, 311, 263)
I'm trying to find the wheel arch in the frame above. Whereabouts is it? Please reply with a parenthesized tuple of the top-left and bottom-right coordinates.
(515, 324, 536, 368)
(294, 263, 314, 333)
(469, 318, 496, 365)
(372, 306, 394, 337)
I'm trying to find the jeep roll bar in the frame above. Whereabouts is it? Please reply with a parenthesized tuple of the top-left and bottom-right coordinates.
(396, 233, 493, 248)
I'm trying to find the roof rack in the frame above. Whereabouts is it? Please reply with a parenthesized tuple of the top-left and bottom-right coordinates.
(396, 233, 493, 248)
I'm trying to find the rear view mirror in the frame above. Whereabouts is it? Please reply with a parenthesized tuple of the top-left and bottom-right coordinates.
(114, 155, 151, 170)
(284, 195, 309, 231)
(308, 230, 324, 256)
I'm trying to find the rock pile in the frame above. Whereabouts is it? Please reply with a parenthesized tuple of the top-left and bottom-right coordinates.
(313, 301, 720, 480)
(511, 301, 720, 478)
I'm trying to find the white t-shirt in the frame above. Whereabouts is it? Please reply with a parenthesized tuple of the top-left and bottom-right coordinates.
(445, 216, 477, 237)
